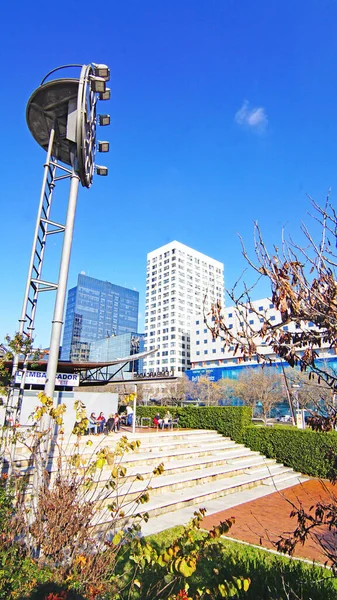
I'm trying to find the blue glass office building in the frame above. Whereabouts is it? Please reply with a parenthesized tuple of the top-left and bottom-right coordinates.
(61, 274, 139, 361)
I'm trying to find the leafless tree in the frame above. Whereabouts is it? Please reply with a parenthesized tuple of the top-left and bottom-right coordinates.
(235, 368, 284, 424)
(160, 376, 198, 405)
(206, 196, 337, 394)
(205, 195, 337, 568)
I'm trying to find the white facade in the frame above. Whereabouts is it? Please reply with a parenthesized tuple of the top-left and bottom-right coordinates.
(143, 241, 224, 376)
(190, 297, 334, 368)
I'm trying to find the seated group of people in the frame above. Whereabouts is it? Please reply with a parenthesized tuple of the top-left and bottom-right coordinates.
(153, 411, 177, 429)
(88, 412, 120, 434)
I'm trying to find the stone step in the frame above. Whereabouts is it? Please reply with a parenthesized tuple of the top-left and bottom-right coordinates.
(89, 448, 264, 488)
(123, 448, 262, 478)
(140, 474, 310, 537)
(93, 464, 299, 528)
(92, 457, 281, 507)
(12, 445, 260, 489)
(113, 440, 244, 467)
(12, 428, 220, 453)
(11, 438, 240, 469)
(262, 471, 303, 486)
(10, 430, 223, 462)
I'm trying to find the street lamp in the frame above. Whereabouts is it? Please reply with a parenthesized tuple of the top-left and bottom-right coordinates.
(130, 336, 140, 434)
(8, 63, 110, 427)
(292, 384, 305, 429)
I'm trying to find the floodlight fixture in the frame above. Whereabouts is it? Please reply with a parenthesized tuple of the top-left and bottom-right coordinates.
(93, 64, 110, 80)
(98, 141, 109, 153)
(96, 165, 108, 176)
(99, 114, 110, 126)
(99, 88, 111, 101)
(90, 76, 106, 93)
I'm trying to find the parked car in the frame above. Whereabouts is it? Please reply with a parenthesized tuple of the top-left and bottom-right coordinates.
(278, 414, 292, 423)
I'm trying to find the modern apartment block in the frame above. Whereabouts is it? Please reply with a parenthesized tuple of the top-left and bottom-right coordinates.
(61, 274, 139, 361)
(143, 241, 224, 376)
(188, 297, 336, 380)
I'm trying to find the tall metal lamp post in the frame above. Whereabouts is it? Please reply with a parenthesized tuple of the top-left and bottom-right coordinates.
(130, 336, 140, 434)
(8, 63, 111, 424)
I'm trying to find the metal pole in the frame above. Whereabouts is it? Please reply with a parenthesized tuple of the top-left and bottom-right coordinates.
(44, 170, 80, 401)
(132, 384, 137, 434)
(281, 364, 296, 426)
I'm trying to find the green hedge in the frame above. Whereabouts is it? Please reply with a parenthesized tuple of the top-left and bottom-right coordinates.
(136, 406, 252, 442)
(243, 425, 337, 478)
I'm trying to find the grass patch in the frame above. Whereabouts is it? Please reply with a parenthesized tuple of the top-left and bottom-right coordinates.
(145, 526, 337, 600)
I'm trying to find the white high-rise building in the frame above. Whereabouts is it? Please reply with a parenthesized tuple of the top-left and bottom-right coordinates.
(143, 241, 224, 376)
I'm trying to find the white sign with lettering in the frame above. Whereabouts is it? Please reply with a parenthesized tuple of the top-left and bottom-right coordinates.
(15, 371, 79, 387)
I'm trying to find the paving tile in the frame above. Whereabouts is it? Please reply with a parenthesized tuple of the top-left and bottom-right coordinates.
(201, 480, 335, 564)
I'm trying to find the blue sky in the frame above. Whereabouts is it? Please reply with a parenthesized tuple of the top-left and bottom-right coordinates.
(1, 0, 337, 348)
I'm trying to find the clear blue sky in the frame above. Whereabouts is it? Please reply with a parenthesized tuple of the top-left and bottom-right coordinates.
(1, 0, 337, 348)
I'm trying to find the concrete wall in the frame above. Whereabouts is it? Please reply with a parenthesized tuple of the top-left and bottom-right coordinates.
(1, 390, 118, 435)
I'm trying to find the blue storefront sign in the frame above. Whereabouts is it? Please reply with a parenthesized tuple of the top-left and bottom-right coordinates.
(186, 356, 337, 383)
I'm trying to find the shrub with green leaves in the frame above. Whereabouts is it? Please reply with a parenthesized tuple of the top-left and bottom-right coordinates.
(243, 425, 337, 477)
(136, 406, 252, 442)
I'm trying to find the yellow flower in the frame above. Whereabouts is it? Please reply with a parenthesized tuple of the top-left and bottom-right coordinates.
(74, 554, 87, 567)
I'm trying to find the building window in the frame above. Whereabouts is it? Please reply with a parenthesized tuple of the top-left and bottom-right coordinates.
(204, 350, 208, 355)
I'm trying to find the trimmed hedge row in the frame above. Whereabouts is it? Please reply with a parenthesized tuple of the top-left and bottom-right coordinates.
(135, 405, 337, 477)
(243, 425, 337, 478)
(136, 405, 252, 442)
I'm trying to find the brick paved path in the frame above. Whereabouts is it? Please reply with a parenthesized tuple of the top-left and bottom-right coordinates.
(202, 480, 337, 563)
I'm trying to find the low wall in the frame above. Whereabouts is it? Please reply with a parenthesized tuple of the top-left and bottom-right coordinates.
(0, 390, 118, 435)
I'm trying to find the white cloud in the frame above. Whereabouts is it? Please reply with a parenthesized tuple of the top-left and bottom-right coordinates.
(235, 100, 268, 132)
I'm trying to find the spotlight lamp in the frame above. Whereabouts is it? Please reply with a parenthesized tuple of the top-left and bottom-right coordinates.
(96, 165, 108, 176)
(99, 88, 111, 101)
(98, 141, 109, 153)
(90, 77, 106, 93)
(99, 114, 111, 126)
(93, 64, 110, 80)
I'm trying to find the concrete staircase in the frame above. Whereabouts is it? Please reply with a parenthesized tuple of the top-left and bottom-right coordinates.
(9, 428, 308, 536)
(88, 429, 308, 534)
